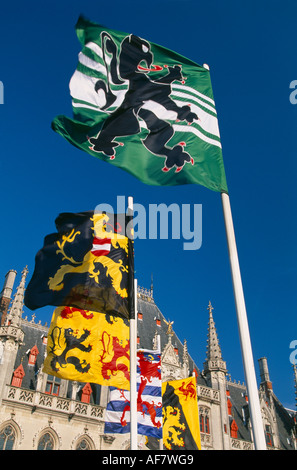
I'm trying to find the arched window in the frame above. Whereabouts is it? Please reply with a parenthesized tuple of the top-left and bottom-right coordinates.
(75, 437, 94, 450)
(199, 406, 211, 434)
(0, 425, 16, 450)
(205, 414, 210, 434)
(37, 432, 55, 450)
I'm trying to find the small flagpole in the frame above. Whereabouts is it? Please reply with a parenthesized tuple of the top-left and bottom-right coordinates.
(221, 192, 266, 450)
(128, 196, 138, 450)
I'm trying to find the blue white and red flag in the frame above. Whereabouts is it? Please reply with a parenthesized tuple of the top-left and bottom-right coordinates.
(104, 349, 162, 438)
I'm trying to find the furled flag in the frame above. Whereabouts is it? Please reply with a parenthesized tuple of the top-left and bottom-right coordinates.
(43, 306, 130, 388)
(24, 210, 134, 319)
(52, 16, 228, 193)
(162, 376, 201, 450)
(104, 349, 162, 438)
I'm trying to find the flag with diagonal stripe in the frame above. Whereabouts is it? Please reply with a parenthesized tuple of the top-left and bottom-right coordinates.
(162, 376, 201, 450)
(52, 16, 228, 193)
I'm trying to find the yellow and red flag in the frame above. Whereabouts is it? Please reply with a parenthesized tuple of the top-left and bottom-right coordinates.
(162, 376, 201, 450)
(43, 306, 130, 388)
(25, 210, 134, 320)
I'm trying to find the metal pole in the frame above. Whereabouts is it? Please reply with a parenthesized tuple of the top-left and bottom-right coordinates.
(221, 192, 266, 450)
(128, 196, 138, 450)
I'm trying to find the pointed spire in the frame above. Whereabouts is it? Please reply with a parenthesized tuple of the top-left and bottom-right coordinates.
(183, 339, 189, 365)
(150, 273, 154, 297)
(183, 339, 188, 360)
(6, 266, 28, 327)
(206, 301, 223, 361)
(182, 339, 189, 378)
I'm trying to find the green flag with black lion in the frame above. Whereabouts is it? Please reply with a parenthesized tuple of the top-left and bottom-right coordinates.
(52, 16, 228, 193)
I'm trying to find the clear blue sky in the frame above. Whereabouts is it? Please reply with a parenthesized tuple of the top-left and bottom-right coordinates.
(0, 0, 296, 409)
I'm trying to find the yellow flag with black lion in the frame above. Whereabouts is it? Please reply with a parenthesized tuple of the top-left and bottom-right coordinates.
(43, 306, 130, 388)
(162, 376, 201, 450)
(25, 210, 134, 320)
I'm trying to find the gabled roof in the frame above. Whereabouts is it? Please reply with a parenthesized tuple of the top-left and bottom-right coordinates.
(273, 395, 296, 450)
(15, 318, 48, 390)
(227, 381, 252, 442)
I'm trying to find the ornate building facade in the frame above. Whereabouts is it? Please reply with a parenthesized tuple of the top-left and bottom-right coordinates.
(0, 268, 296, 450)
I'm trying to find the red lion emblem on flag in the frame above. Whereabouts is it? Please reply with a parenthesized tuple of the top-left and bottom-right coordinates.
(99, 331, 130, 383)
(120, 351, 162, 428)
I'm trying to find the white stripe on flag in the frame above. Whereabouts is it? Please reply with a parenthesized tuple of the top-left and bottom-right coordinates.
(78, 51, 106, 74)
(172, 83, 216, 107)
(173, 123, 222, 148)
(70, 70, 127, 112)
(172, 90, 217, 115)
(70, 70, 106, 108)
(92, 242, 111, 251)
(91, 237, 112, 256)
(85, 41, 104, 59)
(141, 100, 221, 145)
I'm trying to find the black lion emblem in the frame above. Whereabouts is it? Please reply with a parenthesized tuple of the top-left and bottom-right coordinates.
(49, 327, 92, 373)
(88, 32, 198, 172)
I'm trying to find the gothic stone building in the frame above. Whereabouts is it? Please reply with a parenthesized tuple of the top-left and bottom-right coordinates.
(0, 268, 296, 450)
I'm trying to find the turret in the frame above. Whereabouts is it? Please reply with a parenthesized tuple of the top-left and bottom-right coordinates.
(258, 357, 273, 392)
(0, 268, 27, 398)
(5, 266, 28, 327)
(0, 270, 17, 325)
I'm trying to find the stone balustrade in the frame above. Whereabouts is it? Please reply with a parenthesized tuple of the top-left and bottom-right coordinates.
(4, 385, 104, 422)
(197, 384, 220, 403)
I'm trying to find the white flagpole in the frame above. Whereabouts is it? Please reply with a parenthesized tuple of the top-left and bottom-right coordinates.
(221, 192, 266, 450)
(128, 196, 138, 450)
